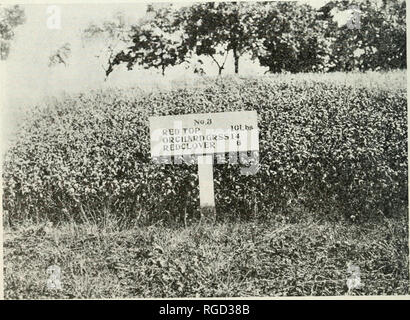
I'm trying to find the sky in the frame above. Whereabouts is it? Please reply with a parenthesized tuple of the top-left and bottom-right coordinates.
(2, 3, 147, 104)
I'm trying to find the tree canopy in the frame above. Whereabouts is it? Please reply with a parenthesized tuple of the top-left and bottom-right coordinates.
(105, 5, 188, 77)
(100, 0, 406, 77)
(0, 4, 25, 60)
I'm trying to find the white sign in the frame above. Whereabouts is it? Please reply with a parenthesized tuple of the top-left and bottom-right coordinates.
(149, 111, 259, 157)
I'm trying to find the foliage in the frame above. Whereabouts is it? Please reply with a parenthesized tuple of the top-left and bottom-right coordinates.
(0, 4, 25, 60)
(81, 11, 133, 76)
(105, 4, 188, 77)
(2, 73, 407, 225)
(322, 0, 406, 72)
(176, 1, 258, 75)
(48, 42, 71, 67)
(103, 1, 406, 76)
(252, 1, 333, 73)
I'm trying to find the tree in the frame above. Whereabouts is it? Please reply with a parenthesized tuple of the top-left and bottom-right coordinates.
(102, 0, 405, 77)
(176, 1, 258, 75)
(362, 0, 406, 70)
(105, 4, 188, 77)
(377, 0, 406, 70)
(82, 11, 132, 76)
(48, 42, 71, 67)
(0, 4, 25, 60)
(252, 1, 332, 73)
(321, 0, 406, 71)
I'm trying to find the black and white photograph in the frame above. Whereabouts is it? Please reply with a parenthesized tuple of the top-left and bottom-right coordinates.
(0, 0, 408, 299)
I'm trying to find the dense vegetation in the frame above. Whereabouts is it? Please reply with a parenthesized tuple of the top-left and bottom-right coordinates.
(3, 72, 407, 227)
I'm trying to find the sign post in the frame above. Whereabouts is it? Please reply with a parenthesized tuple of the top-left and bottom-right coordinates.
(197, 154, 216, 222)
(149, 110, 259, 223)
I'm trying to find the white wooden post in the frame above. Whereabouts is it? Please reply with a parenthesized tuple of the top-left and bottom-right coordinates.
(197, 155, 216, 222)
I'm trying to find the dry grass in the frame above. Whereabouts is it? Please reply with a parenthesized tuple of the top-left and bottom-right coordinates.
(4, 215, 409, 299)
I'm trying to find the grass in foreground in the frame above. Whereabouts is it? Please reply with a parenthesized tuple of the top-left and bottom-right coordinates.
(4, 216, 409, 299)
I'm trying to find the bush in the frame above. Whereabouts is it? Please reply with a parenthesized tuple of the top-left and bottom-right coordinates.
(2, 75, 407, 225)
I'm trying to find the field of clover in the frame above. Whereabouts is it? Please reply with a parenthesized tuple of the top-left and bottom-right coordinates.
(3, 75, 407, 226)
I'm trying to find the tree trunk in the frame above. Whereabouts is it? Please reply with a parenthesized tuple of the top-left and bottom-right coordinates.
(233, 48, 239, 74)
